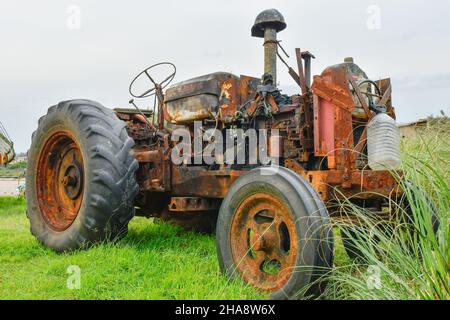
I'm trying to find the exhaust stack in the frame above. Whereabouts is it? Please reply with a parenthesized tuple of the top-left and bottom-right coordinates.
(251, 9, 286, 85)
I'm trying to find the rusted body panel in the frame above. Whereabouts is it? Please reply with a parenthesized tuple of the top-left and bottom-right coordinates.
(239, 75, 261, 104)
(164, 72, 260, 124)
(312, 65, 356, 169)
(164, 72, 240, 124)
(171, 166, 245, 198)
(313, 97, 335, 159)
(285, 158, 400, 201)
(133, 139, 171, 193)
(284, 159, 401, 201)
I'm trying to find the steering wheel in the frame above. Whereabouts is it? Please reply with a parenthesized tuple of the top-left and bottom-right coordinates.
(357, 79, 381, 96)
(129, 62, 176, 98)
(357, 79, 386, 113)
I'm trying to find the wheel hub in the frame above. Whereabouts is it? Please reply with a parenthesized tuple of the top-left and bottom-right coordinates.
(230, 193, 297, 292)
(36, 131, 84, 231)
(250, 226, 277, 252)
(62, 163, 82, 199)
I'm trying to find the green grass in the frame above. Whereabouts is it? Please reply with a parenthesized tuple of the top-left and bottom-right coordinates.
(0, 195, 349, 300)
(0, 197, 267, 300)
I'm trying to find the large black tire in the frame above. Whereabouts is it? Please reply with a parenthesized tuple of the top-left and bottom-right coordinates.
(281, 167, 334, 298)
(216, 166, 333, 300)
(397, 183, 440, 255)
(400, 182, 440, 235)
(26, 100, 139, 252)
(340, 226, 377, 261)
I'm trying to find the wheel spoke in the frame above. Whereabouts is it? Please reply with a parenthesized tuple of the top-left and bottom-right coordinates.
(268, 248, 288, 265)
(160, 73, 175, 86)
(253, 251, 266, 267)
(247, 217, 260, 232)
(144, 70, 157, 85)
(139, 87, 156, 97)
(129, 62, 176, 98)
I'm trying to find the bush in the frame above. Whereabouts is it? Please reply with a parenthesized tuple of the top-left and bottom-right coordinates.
(6, 161, 27, 170)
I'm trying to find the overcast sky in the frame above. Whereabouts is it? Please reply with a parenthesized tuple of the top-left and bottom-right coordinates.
(1, 0, 449, 152)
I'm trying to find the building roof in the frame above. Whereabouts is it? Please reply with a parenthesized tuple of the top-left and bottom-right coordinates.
(397, 119, 428, 128)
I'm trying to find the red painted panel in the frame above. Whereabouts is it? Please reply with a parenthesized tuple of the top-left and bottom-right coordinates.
(314, 95, 335, 168)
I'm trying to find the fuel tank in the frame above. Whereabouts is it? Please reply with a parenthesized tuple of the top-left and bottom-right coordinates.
(164, 72, 238, 124)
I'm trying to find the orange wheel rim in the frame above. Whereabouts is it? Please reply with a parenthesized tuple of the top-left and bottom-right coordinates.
(230, 193, 298, 292)
(36, 131, 84, 231)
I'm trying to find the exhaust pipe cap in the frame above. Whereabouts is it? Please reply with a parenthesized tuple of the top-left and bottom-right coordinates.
(251, 8, 286, 38)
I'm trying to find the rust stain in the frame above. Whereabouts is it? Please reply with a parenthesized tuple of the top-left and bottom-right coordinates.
(36, 131, 84, 231)
(230, 192, 298, 292)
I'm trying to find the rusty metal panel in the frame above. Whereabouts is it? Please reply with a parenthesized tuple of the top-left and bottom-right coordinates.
(218, 77, 239, 120)
(376, 78, 392, 108)
(334, 105, 354, 171)
(285, 159, 402, 202)
(165, 94, 216, 123)
(376, 78, 396, 119)
(239, 75, 260, 105)
(165, 72, 235, 101)
(312, 65, 361, 172)
(134, 144, 171, 192)
(171, 166, 247, 198)
(164, 72, 239, 124)
(313, 94, 335, 166)
(311, 69, 354, 113)
(326, 169, 402, 200)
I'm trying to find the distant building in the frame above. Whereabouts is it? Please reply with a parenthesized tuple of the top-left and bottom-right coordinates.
(398, 119, 429, 139)
(11, 153, 27, 164)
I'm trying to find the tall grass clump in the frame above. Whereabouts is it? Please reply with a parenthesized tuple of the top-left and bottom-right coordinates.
(323, 117, 449, 300)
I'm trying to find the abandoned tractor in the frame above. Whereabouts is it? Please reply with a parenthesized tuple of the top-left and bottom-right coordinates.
(26, 9, 419, 298)
(0, 121, 15, 165)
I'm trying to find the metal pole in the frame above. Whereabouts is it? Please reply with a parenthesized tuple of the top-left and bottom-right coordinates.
(304, 57, 311, 89)
(264, 28, 277, 85)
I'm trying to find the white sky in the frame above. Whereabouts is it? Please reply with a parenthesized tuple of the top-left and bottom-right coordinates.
(1, 0, 449, 152)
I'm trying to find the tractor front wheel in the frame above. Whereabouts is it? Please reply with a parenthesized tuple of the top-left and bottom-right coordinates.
(216, 167, 333, 299)
(26, 100, 139, 252)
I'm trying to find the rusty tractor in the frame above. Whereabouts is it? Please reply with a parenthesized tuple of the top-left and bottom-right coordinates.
(0, 121, 15, 165)
(26, 9, 417, 299)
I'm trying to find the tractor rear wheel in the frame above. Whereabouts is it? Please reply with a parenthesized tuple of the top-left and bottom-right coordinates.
(340, 226, 377, 261)
(216, 166, 333, 299)
(26, 100, 139, 252)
